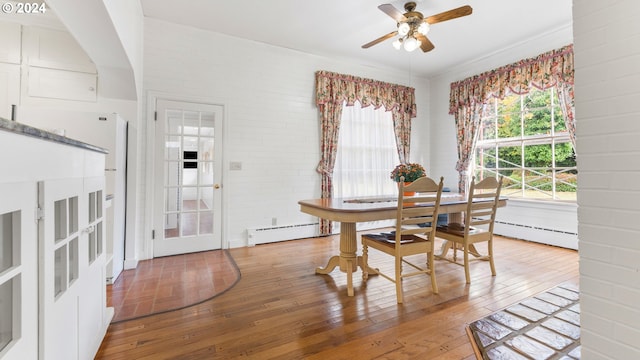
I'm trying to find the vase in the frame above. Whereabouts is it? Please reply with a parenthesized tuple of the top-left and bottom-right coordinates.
(402, 182, 415, 196)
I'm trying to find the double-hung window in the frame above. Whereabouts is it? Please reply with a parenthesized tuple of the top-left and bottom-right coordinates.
(474, 88, 577, 201)
(333, 101, 398, 199)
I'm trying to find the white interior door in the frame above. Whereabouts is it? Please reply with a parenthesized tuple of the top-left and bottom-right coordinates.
(154, 100, 223, 257)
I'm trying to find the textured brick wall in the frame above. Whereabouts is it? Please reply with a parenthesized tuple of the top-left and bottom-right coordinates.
(574, 1, 640, 358)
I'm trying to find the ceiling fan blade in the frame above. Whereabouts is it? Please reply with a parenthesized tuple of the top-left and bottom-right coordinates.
(362, 31, 398, 49)
(378, 4, 407, 22)
(425, 5, 472, 25)
(415, 34, 435, 53)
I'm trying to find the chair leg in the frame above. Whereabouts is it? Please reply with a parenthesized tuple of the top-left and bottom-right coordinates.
(395, 256, 403, 304)
(453, 242, 458, 262)
(428, 251, 438, 294)
(464, 242, 471, 284)
(488, 238, 496, 276)
(362, 240, 369, 281)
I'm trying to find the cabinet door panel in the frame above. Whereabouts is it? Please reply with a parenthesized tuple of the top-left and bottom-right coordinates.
(0, 182, 37, 360)
(38, 178, 83, 360)
(27, 66, 97, 102)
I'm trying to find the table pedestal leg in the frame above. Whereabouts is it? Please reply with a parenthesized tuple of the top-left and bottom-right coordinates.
(315, 222, 359, 296)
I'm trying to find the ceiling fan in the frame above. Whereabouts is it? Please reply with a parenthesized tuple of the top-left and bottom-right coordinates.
(362, 2, 472, 53)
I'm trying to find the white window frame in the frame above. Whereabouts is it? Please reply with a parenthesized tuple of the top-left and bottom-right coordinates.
(473, 87, 577, 202)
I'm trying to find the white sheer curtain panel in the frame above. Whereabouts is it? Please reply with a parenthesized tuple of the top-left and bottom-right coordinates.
(333, 101, 398, 199)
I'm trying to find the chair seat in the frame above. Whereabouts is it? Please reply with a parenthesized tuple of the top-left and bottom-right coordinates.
(436, 223, 477, 235)
(363, 233, 431, 256)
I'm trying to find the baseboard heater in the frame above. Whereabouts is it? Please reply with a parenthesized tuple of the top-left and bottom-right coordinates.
(495, 220, 577, 235)
(247, 222, 319, 246)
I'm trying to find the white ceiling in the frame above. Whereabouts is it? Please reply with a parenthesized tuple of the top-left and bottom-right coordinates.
(140, 0, 573, 77)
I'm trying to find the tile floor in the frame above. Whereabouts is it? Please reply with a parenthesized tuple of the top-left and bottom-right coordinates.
(107, 249, 240, 322)
(468, 283, 580, 359)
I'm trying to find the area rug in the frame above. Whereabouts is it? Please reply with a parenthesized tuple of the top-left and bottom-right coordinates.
(467, 283, 581, 359)
(107, 249, 241, 323)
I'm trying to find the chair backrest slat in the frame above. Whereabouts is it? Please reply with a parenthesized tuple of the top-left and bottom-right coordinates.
(463, 176, 503, 234)
(396, 176, 445, 248)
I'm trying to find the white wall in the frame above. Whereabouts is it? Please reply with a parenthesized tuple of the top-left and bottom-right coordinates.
(142, 18, 425, 251)
(573, 1, 640, 358)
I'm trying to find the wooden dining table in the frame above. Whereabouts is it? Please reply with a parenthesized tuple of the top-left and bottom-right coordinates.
(298, 193, 507, 296)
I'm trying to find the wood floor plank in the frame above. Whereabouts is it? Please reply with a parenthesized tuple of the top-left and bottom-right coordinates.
(96, 234, 579, 360)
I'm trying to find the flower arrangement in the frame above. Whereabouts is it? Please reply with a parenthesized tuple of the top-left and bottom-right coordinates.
(390, 163, 426, 183)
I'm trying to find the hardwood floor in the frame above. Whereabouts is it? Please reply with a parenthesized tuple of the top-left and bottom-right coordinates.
(96, 234, 579, 359)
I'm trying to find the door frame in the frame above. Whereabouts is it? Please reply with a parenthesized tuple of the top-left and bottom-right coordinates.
(145, 92, 228, 259)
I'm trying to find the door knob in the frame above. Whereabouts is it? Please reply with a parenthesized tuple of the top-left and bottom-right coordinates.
(214, 184, 221, 189)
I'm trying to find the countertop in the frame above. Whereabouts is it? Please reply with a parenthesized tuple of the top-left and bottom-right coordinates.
(0, 117, 108, 154)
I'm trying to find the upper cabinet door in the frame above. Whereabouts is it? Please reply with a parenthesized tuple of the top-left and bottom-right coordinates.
(22, 26, 96, 74)
(0, 22, 21, 64)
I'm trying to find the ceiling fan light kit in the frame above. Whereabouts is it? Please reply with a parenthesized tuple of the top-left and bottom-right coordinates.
(362, 1, 472, 53)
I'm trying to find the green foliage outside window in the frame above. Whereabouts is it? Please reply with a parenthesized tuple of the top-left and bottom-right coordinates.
(475, 88, 577, 201)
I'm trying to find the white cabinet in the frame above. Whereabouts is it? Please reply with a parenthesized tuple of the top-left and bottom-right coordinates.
(0, 119, 112, 360)
(38, 175, 108, 360)
(21, 25, 97, 102)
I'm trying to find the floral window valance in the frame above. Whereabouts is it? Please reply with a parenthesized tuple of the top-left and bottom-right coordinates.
(449, 44, 574, 113)
(315, 70, 417, 117)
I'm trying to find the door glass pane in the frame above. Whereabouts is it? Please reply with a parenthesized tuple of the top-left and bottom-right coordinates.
(165, 188, 180, 212)
(166, 110, 182, 134)
(199, 187, 213, 235)
(198, 163, 213, 185)
(96, 191, 103, 218)
(69, 237, 78, 283)
(88, 231, 96, 263)
(96, 222, 103, 256)
(68, 196, 78, 234)
(1, 211, 17, 273)
(89, 192, 96, 222)
(182, 187, 197, 207)
(164, 213, 179, 238)
(200, 187, 213, 211)
(199, 212, 213, 235)
(0, 278, 14, 351)
(165, 136, 181, 160)
(54, 199, 67, 242)
(183, 111, 199, 135)
(181, 213, 197, 236)
(166, 162, 180, 188)
(54, 245, 67, 297)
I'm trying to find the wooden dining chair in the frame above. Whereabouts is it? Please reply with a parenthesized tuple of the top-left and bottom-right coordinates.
(436, 176, 503, 284)
(361, 176, 444, 303)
